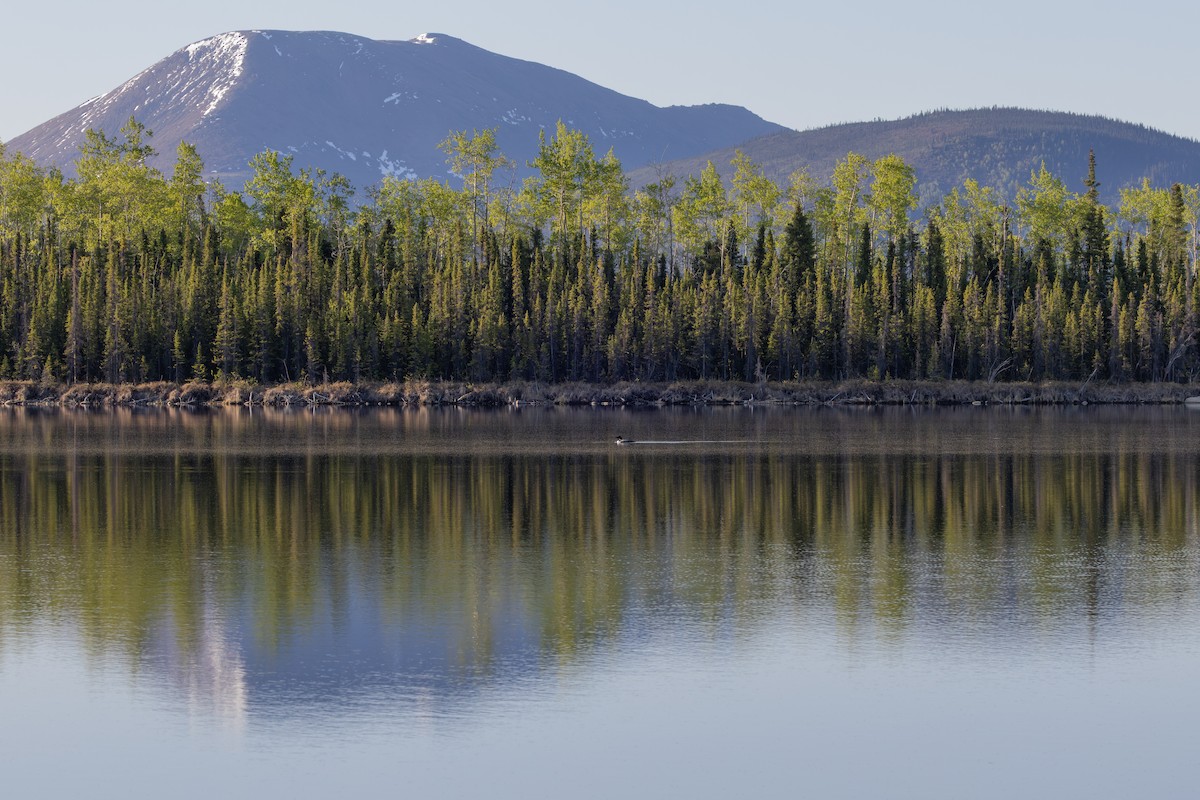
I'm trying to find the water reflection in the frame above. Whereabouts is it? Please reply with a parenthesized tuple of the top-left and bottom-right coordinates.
(1, 408, 1200, 722)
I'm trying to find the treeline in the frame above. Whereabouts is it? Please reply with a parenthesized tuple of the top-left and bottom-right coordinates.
(1, 118, 1199, 385)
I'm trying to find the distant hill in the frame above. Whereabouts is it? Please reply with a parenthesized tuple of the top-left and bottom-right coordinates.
(6, 30, 785, 193)
(627, 108, 1200, 206)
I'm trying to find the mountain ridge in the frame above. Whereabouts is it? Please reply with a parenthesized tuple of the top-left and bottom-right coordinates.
(10, 35, 1200, 206)
(629, 107, 1200, 205)
(7, 29, 785, 191)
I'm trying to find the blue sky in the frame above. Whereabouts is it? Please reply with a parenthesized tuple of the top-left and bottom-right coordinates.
(3, 0, 1197, 143)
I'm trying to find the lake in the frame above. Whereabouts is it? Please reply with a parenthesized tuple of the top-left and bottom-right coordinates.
(1, 405, 1199, 798)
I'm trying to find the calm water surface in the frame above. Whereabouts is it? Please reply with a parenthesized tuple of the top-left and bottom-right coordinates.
(2, 406, 1200, 798)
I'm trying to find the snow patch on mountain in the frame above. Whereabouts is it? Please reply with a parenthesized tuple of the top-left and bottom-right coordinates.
(598, 126, 635, 139)
(378, 150, 416, 180)
(185, 32, 249, 116)
(501, 109, 532, 126)
(62, 65, 153, 143)
(324, 141, 357, 161)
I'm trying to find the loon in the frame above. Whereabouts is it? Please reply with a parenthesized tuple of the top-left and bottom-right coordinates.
(615, 436, 634, 445)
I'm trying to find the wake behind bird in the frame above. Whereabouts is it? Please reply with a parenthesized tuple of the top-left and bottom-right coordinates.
(614, 436, 755, 445)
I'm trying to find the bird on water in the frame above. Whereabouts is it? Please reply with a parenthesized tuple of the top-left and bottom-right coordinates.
(615, 436, 634, 445)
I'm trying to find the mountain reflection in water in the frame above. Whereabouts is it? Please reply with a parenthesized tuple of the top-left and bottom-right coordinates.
(2, 406, 1198, 724)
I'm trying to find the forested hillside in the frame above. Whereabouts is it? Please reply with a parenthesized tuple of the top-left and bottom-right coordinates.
(0, 118, 1197, 386)
(630, 109, 1200, 207)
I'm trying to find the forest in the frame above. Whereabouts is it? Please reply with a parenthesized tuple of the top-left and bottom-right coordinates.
(0, 117, 1197, 387)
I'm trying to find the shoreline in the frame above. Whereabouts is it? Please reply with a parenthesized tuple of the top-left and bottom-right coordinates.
(0, 378, 1197, 409)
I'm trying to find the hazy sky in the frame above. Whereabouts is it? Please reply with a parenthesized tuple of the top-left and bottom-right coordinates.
(3, 0, 1197, 143)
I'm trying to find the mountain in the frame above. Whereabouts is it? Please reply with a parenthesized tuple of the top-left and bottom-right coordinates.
(6, 30, 785, 193)
(628, 108, 1200, 206)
